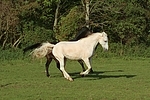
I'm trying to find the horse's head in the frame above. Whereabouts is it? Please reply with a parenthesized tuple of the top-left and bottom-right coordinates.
(98, 32, 108, 50)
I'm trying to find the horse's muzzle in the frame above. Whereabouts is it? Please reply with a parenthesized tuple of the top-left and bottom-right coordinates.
(103, 48, 108, 51)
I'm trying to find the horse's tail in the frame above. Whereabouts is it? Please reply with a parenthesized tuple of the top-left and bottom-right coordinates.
(29, 42, 55, 58)
(23, 43, 42, 54)
(23, 41, 58, 53)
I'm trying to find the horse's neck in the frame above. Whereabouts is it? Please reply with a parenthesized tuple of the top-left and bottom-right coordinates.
(79, 34, 99, 50)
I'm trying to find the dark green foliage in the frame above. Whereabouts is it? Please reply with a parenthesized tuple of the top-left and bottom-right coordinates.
(93, 43, 150, 59)
(0, 0, 150, 58)
(56, 6, 84, 41)
(0, 48, 24, 60)
(21, 26, 55, 48)
(90, 0, 150, 45)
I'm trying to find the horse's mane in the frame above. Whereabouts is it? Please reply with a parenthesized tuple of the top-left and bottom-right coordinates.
(71, 27, 92, 41)
(77, 32, 99, 40)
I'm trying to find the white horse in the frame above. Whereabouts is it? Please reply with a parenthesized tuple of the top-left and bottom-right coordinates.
(31, 32, 108, 81)
(52, 32, 108, 81)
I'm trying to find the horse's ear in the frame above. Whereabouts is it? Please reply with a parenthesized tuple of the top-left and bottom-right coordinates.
(102, 32, 107, 36)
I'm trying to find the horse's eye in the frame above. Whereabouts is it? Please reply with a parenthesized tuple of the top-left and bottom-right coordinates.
(104, 40, 107, 42)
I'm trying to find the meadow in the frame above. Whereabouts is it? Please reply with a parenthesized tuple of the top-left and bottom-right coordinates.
(1, 56, 150, 100)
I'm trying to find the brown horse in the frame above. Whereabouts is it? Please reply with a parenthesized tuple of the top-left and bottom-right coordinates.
(23, 27, 93, 77)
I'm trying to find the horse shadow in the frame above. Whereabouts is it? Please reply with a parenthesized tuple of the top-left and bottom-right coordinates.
(69, 69, 136, 80)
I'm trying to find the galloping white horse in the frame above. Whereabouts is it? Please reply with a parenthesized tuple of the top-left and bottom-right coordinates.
(53, 32, 108, 81)
(31, 32, 108, 81)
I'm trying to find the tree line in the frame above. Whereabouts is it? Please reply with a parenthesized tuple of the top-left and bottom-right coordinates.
(0, 0, 150, 49)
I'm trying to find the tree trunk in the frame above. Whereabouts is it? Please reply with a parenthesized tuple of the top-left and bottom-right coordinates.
(81, 0, 90, 28)
(85, 0, 90, 28)
(53, 0, 61, 31)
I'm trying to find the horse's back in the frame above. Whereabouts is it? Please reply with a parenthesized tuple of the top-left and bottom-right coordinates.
(53, 41, 82, 52)
(52, 41, 84, 60)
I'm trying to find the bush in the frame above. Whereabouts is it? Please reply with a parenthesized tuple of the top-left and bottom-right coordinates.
(21, 26, 55, 48)
(0, 48, 26, 61)
(93, 43, 150, 58)
(1, 43, 150, 61)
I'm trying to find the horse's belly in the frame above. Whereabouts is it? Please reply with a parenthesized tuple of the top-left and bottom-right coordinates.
(64, 52, 82, 60)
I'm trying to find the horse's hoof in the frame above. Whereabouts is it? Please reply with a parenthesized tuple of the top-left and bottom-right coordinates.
(81, 74, 85, 77)
(69, 79, 74, 82)
(80, 72, 85, 77)
(90, 69, 94, 73)
(68, 78, 74, 81)
(80, 72, 83, 74)
(47, 75, 50, 77)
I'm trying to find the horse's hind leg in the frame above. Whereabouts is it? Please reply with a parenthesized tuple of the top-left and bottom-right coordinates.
(54, 59, 60, 70)
(58, 58, 73, 81)
(45, 56, 52, 77)
(54, 58, 68, 78)
(54, 59, 63, 76)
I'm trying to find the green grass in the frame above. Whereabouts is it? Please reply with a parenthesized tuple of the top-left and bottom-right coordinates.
(1, 57, 150, 100)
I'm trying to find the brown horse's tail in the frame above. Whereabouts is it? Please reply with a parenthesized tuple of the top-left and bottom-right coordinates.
(29, 42, 55, 58)
(23, 43, 42, 54)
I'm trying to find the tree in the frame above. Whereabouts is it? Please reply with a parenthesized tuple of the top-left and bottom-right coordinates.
(0, 0, 21, 49)
(56, 6, 84, 41)
(53, 0, 61, 31)
(19, 0, 60, 46)
(1, 0, 150, 49)
(81, 0, 90, 28)
(90, 0, 150, 45)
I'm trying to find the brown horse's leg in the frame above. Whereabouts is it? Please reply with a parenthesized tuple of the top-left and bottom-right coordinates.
(77, 60, 86, 71)
(78, 60, 94, 73)
(45, 55, 52, 77)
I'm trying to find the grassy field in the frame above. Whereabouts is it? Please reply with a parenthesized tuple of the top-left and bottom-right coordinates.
(1, 57, 150, 100)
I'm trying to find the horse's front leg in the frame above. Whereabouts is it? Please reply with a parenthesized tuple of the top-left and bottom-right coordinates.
(58, 58, 73, 81)
(78, 60, 94, 72)
(77, 60, 86, 71)
(45, 56, 52, 77)
(80, 58, 92, 76)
